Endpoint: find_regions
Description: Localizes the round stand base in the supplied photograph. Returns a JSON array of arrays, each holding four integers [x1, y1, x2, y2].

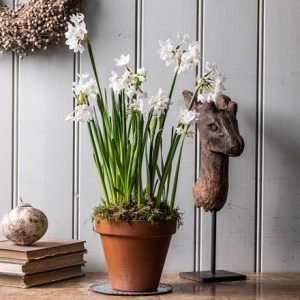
[[90, 282, 173, 296]]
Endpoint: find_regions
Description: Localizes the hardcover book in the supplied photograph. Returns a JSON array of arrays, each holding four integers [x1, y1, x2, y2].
[[0, 265, 84, 288], [0, 238, 86, 260], [0, 250, 86, 275]]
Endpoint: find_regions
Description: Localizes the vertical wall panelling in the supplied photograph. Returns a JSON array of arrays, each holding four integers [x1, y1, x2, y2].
[[1, 0, 300, 273], [0, 10, 12, 240], [72, 52, 81, 240], [135, 0, 142, 70], [18, 43, 74, 238], [79, 0, 136, 271], [195, 0, 204, 272], [256, 0, 265, 272], [263, 0, 300, 272], [0, 1, 13, 239], [12, 52, 19, 209], [142, 0, 197, 272], [200, 0, 258, 272]]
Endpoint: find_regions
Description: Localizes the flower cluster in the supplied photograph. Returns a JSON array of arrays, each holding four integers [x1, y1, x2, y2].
[[66, 105, 94, 122], [65, 13, 87, 54], [128, 99, 144, 113], [64, 15, 224, 142], [197, 61, 227, 103], [66, 73, 98, 122], [109, 54, 147, 101], [176, 108, 200, 137], [73, 73, 98, 102], [148, 89, 171, 116], [157, 32, 201, 74]]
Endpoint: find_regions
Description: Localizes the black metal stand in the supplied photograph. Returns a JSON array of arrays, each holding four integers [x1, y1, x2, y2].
[[180, 211, 246, 283]]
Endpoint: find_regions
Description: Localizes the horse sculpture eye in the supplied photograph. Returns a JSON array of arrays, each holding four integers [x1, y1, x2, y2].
[[210, 124, 218, 131]]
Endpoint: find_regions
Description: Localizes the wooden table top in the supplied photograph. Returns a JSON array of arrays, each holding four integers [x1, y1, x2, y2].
[[0, 272, 300, 299]]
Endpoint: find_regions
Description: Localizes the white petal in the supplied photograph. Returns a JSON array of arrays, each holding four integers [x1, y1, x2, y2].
[[115, 54, 130, 66]]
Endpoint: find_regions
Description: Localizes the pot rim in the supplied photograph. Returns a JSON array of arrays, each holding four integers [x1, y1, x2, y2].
[[94, 218, 177, 237]]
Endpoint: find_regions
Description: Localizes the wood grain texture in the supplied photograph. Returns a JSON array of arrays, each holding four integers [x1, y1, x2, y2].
[[183, 92, 244, 212], [263, 0, 300, 272], [78, 0, 136, 272], [0, 273, 300, 299], [200, 0, 258, 272]]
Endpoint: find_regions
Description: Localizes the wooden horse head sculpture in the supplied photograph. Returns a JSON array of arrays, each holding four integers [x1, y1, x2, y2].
[[183, 91, 244, 211]]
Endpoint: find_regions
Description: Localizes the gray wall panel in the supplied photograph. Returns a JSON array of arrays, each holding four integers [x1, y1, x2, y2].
[[18, 46, 74, 238], [142, 0, 197, 272], [0, 50, 13, 239], [263, 0, 300, 272], [200, 0, 258, 272]]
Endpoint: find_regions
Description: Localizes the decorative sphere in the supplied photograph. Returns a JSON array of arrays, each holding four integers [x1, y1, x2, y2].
[[0, 204, 48, 246]]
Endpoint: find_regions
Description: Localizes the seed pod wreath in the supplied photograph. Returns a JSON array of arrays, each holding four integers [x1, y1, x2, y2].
[[65, 14, 227, 225], [0, 0, 79, 58]]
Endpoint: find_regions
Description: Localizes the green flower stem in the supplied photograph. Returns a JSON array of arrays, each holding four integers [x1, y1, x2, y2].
[[87, 39, 103, 100], [188, 85, 201, 110], [164, 127, 175, 202], [136, 113, 143, 204], [87, 122, 109, 204], [159, 69, 179, 130], [148, 69, 179, 202], [156, 134, 181, 203], [168, 68, 179, 100], [170, 136, 184, 211], [90, 119, 116, 203]]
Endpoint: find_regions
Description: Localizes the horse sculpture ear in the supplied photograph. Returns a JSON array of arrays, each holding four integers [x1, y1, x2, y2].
[[227, 101, 238, 117], [215, 94, 238, 117], [182, 90, 202, 111]]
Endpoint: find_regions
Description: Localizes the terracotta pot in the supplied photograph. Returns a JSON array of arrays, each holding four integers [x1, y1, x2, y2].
[[95, 219, 177, 292]]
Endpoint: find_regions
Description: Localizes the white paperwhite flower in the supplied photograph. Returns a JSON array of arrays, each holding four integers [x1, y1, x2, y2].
[[197, 94, 209, 103], [214, 74, 226, 94], [177, 32, 190, 44], [176, 127, 184, 135], [126, 86, 147, 99], [73, 73, 98, 100], [109, 70, 132, 94], [136, 68, 147, 82], [179, 42, 201, 73], [108, 71, 119, 84], [157, 39, 175, 66], [178, 108, 200, 126], [198, 93, 216, 103], [176, 126, 195, 138], [114, 54, 130, 67], [120, 69, 132, 87], [205, 61, 218, 75], [66, 105, 94, 122], [65, 13, 87, 54], [148, 89, 170, 116], [126, 86, 137, 99], [128, 98, 144, 113]]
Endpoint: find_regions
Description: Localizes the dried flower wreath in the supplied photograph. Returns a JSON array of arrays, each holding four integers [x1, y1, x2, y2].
[[0, 0, 79, 58]]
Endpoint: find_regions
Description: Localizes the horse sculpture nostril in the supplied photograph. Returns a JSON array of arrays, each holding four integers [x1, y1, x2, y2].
[[228, 140, 244, 156], [231, 144, 238, 152]]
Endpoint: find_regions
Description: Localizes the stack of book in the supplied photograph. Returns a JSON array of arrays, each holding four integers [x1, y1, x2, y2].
[[0, 238, 86, 288]]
